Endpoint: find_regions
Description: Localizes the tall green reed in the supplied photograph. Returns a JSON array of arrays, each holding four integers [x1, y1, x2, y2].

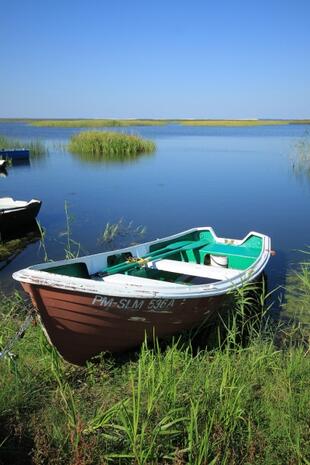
[[292, 133, 310, 180], [68, 131, 156, 158], [283, 249, 310, 338], [99, 218, 146, 246], [0, 135, 47, 157]]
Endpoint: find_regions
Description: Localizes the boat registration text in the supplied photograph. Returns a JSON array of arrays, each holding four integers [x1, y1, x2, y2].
[[92, 295, 176, 312]]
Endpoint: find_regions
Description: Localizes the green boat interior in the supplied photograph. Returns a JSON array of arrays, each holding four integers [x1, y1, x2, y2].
[[44, 231, 263, 286]]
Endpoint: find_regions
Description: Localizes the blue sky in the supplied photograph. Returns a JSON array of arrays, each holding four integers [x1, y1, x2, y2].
[[1, 0, 309, 118]]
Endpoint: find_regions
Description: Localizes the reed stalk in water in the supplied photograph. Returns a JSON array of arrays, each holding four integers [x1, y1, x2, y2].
[[0, 135, 47, 157], [99, 219, 146, 245], [293, 134, 310, 180]]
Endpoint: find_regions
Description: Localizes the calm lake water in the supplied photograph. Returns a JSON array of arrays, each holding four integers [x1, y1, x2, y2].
[[1, 122, 310, 304]]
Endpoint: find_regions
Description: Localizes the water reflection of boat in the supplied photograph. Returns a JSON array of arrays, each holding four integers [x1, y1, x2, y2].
[[13, 227, 271, 365], [0, 169, 8, 178], [10, 158, 31, 167], [0, 197, 42, 233], [0, 220, 41, 269]]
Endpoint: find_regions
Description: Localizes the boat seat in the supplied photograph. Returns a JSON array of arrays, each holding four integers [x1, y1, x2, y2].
[[199, 243, 259, 259], [148, 259, 241, 280], [102, 273, 185, 287], [199, 242, 261, 270]]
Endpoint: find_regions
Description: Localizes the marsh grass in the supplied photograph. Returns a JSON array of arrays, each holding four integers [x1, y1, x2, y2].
[[1, 278, 310, 464], [0, 135, 47, 157], [293, 134, 310, 179], [283, 250, 310, 336], [68, 131, 155, 160], [28, 119, 168, 128], [99, 219, 146, 246], [178, 119, 310, 127], [59, 201, 82, 260], [37, 202, 83, 263], [39, 204, 146, 265], [10, 118, 310, 128], [70, 148, 154, 164]]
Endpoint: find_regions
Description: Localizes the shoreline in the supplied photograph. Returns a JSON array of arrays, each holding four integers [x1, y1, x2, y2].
[[1, 118, 310, 127]]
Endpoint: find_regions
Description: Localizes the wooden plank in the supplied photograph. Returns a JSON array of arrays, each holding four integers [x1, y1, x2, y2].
[[102, 273, 185, 287], [99, 239, 210, 276]]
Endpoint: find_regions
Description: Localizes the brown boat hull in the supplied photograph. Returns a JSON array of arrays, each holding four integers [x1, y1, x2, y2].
[[22, 282, 227, 365]]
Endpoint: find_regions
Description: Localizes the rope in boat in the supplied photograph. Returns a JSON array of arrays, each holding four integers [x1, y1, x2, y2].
[[125, 257, 149, 266], [0, 307, 35, 361]]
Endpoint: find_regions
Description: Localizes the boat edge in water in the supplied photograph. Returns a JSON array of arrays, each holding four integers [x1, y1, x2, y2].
[[13, 227, 271, 365], [0, 198, 42, 231]]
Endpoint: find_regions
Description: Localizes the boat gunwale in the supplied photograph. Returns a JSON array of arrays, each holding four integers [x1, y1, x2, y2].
[[13, 227, 271, 299], [0, 198, 42, 213]]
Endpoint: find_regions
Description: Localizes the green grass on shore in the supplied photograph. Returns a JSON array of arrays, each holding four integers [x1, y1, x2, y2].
[[284, 252, 310, 332], [0, 282, 310, 465], [68, 131, 156, 159], [0, 135, 47, 157]]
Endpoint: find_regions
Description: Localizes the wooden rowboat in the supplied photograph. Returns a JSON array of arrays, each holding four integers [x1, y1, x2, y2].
[[13, 227, 271, 365], [0, 197, 42, 232]]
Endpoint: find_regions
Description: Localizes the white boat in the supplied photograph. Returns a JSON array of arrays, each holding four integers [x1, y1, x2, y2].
[[0, 197, 42, 231], [13, 227, 271, 365]]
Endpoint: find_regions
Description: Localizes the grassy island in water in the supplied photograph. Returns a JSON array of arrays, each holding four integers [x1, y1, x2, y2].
[[68, 131, 156, 158]]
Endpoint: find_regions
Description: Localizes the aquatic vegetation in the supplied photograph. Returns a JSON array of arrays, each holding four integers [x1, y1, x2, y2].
[[70, 148, 154, 164], [0, 233, 40, 264], [3, 118, 310, 128], [27, 119, 168, 128], [37, 202, 82, 262], [68, 131, 156, 159], [99, 219, 147, 245], [292, 134, 310, 179], [0, 135, 47, 157], [283, 249, 310, 334], [59, 201, 82, 260], [178, 119, 310, 127], [0, 282, 310, 464]]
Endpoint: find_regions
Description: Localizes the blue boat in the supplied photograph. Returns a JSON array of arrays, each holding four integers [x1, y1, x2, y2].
[[0, 149, 30, 160]]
